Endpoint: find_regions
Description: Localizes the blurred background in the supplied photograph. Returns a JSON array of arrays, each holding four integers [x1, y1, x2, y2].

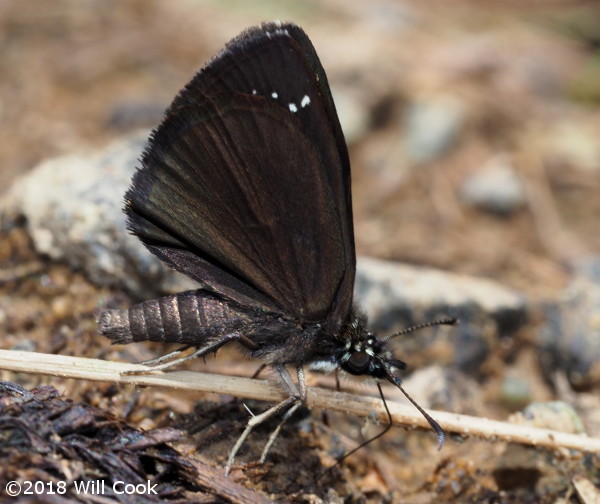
[[1, 0, 598, 298], [1, 0, 599, 500]]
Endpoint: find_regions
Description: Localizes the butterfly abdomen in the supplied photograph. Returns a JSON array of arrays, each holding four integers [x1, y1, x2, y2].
[[98, 290, 256, 345]]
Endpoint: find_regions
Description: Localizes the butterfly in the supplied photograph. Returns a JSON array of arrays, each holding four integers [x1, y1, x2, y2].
[[99, 21, 453, 474]]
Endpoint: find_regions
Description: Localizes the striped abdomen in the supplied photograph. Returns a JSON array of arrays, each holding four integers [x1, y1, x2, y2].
[[98, 289, 258, 345]]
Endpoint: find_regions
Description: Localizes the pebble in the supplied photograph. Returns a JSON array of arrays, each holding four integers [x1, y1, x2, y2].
[[459, 155, 525, 215], [404, 95, 465, 163], [1, 132, 196, 298], [539, 258, 600, 390]]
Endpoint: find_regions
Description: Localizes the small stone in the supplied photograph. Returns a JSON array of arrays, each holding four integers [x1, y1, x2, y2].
[[499, 373, 533, 411], [404, 95, 465, 163], [515, 401, 585, 434], [0, 133, 197, 298], [401, 365, 483, 415], [539, 258, 600, 390], [459, 155, 525, 215], [50, 296, 72, 320]]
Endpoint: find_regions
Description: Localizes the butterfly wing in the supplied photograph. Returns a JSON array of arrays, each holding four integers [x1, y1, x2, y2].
[[126, 22, 355, 325]]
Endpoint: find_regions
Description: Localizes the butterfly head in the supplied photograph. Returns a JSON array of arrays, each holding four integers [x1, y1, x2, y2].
[[310, 313, 453, 450], [336, 315, 407, 384], [307, 314, 406, 385], [309, 314, 456, 386]]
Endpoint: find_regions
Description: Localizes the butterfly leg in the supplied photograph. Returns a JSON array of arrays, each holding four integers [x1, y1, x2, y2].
[[225, 364, 306, 475], [258, 365, 306, 463], [122, 332, 258, 374], [137, 345, 192, 366], [251, 362, 268, 379]]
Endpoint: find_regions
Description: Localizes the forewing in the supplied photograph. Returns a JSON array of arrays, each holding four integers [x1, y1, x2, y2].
[[126, 22, 355, 323]]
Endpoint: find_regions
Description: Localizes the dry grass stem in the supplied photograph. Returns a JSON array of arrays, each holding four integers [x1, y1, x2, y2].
[[1, 349, 599, 454]]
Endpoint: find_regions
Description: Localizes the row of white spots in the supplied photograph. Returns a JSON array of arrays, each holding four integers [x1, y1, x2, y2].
[[288, 95, 311, 113], [260, 25, 310, 112], [250, 89, 311, 114], [291, 95, 311, 112]]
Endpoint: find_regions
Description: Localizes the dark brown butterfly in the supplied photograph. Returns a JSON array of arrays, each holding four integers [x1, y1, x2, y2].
[[99, 21, 453, 474]]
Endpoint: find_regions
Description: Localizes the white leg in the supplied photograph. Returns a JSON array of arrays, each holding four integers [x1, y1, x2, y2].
[[225, 364, 307, 475]]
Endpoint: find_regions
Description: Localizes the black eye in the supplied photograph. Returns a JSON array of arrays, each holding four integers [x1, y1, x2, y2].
[[346, 351, 370, 374]]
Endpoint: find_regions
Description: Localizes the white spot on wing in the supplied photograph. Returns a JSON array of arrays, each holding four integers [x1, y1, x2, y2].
[[288, 103, 298, 113], [271, 92, 278, 99], [301, 95, 310, 107], [252, 89, 257, 95]]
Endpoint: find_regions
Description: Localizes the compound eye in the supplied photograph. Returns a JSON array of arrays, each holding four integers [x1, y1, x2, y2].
[[346, 351, 370, 374]]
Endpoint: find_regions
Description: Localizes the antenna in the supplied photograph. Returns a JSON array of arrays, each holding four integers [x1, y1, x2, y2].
[[383, 317, 458, 342]]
